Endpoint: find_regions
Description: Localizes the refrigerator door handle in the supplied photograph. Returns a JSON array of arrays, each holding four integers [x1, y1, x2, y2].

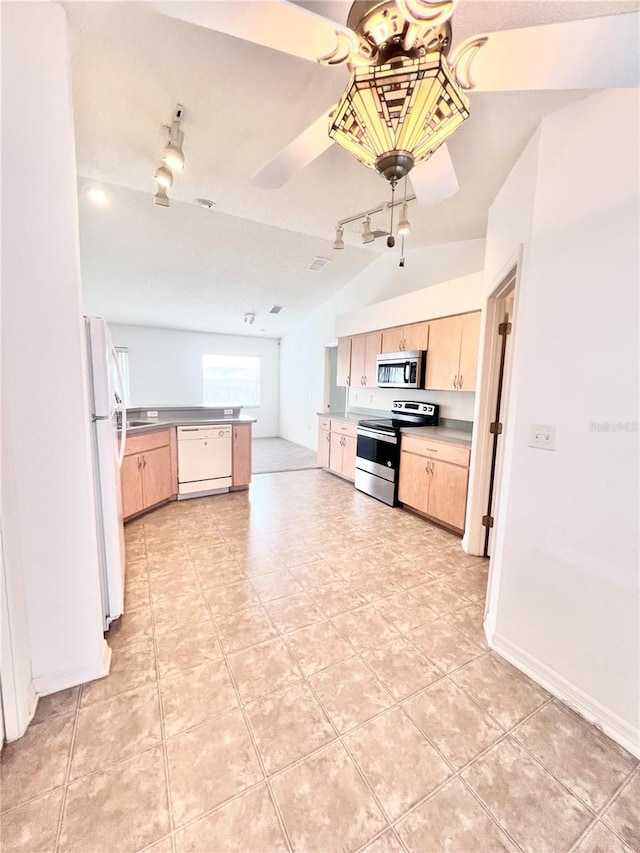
[[111, 345, 127, 468]]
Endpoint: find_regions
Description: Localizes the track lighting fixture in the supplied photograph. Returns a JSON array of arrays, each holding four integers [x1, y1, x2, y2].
[[335, 188, 416, 262], [361, 216, 375, 244], [153, 104, 185, 204], [243, 312, 256, 325]]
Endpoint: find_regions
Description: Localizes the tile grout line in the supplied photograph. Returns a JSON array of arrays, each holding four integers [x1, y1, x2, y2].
[[53, 684, 82, 853]]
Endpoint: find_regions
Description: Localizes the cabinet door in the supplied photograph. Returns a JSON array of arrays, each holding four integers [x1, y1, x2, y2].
[[336, 337, 352, 387], [458, 311, 481, 391], [141, 445, 174, 509], [428, 460, 469, 530], [350, 335, 367, 387], [329, 431, 343, 475], [317, 425, 331, 469], [398, 451, 430, 514], [381, 327, 405, 353], [403, 321, 430, 352], [341, 435, 357, 482], [363, 332, 381, 387], [232, 424, 252, 487], [121, 454, 144, 520], [425, 316, 462, 391]]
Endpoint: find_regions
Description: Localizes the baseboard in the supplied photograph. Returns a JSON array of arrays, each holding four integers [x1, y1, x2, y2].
[[33, 639, 112, 698], [491, 632, 640, 759]]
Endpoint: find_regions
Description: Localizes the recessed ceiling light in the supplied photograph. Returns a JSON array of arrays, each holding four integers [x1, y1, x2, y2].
[[195, 198, 216, 209], [85, 185, 109, 206]]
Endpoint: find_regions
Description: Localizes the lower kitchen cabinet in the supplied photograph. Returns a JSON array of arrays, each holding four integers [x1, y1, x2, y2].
[[232, 423, 252, 488], [398, 434, 470, 532], [317, 418, 331, 468], [121, 428, 177, 521], [318, 417, 357, 482]]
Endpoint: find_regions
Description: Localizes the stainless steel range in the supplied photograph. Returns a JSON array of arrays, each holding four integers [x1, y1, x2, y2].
[[355, 400, 439, 506]]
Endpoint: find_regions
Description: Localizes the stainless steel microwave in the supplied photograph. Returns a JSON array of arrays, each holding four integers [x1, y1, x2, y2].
[[376, 351, 426, 389]]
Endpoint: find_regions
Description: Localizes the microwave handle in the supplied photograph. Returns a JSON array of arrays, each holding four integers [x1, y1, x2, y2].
[[404, 361, 410, 383]]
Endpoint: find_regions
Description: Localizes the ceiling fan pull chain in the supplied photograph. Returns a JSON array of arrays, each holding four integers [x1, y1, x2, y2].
[[387, 181, 397, 248]]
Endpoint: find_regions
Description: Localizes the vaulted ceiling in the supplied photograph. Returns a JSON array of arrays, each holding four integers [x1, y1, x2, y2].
[[69, 1, 639, 337]]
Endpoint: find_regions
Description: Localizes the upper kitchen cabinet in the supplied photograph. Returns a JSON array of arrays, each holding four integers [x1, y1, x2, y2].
[[381, 322, 429, 353], [425, 311, 481, 392], [350, 332, 381, 388], [336, 337, 352, 387]]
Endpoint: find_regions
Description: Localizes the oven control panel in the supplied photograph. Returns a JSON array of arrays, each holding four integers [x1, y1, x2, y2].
[[392, 400, 437, 416]]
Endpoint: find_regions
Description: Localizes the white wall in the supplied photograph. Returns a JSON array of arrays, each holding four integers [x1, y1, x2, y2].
[[280, 240, 485, 448], [109, 324, 280, 437], [1, 4, 109, 732], [483, 90, 640, 754]]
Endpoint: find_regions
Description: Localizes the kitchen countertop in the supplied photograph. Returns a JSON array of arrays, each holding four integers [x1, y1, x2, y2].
[[399, 425, 472, 446], [122, 416, 256, 435], [317, 412, 362, 424]]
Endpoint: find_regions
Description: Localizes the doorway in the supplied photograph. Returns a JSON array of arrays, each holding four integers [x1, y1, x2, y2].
[[483, 272, 517, 556], [324, 344, 346, 416]]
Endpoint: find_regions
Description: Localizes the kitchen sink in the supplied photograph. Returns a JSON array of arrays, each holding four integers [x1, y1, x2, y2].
[[127, 419, 155, 427]]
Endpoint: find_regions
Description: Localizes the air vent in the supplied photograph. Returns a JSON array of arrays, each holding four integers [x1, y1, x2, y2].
[[269, 305, 284, 315], [307, 256, 330, 272]]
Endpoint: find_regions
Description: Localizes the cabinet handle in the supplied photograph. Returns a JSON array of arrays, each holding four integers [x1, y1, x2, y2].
[[346, 376, 350, 386], [453, 375, 458, 389], [142, 456, 147, 468], [458, 375, 463, 388], [430, 461, 435, 473], [137, 456, 142, 470]]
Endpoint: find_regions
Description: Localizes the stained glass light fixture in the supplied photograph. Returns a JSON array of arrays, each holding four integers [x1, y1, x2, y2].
[[329, 49, 469, 182]]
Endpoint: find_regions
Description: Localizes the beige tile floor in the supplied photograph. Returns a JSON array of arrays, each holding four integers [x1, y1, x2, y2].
[[2, 469, 639, 853]]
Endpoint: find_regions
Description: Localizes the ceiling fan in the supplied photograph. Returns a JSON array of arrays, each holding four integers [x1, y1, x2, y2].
[[151, 0, 638, 210]]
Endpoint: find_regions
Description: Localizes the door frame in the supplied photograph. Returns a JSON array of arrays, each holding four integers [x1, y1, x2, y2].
[[463, 246, 523, 558]]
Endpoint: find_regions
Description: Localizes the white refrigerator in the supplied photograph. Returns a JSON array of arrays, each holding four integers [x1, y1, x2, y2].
[[85, 316, 127, 628]]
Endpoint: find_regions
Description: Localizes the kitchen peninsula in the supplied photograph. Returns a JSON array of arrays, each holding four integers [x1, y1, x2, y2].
[[120, 406, 255, 520]]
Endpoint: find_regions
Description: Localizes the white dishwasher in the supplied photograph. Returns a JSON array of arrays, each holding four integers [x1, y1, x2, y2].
[[177, 425, 233, 498]]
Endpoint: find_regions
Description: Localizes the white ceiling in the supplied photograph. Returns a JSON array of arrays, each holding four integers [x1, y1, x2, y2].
[[68, 0, 639, 337]]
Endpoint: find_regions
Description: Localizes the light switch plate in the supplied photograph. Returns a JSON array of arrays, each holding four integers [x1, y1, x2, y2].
[[528, 423, 556, 451]]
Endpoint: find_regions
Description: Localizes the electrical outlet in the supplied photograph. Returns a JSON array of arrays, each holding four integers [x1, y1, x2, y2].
[[369, 394, 374, 403], [528, 423, 556, 451], [353, 392, 358, 402], [146, 410, 158, 418]]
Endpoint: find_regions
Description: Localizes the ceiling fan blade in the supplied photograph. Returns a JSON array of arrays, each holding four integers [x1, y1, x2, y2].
[[151, 1, 352, 64], [250, 108, 336, 188], [452, 13, 640, 91], [410, 145, 459, 207]]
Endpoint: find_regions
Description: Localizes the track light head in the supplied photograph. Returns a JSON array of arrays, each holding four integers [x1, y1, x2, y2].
[[397, 203, 411, 235], [333, 225, 345, 250], [163, 142, 185, 171], [155, 165, 173, 189], [244, 312, 256, 325], [154, 185, 170, 207], [361, 216, 375, 244]]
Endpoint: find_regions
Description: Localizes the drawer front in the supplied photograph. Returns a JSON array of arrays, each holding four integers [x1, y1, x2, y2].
[[318, 417, 331, 431], [401, 435, 470, 467], [125, 428, 172, 457], [331, 420, 357, 438]]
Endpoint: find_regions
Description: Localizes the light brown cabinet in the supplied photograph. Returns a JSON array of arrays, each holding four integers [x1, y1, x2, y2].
[[350, 332, 381, 387], [381, 322, 429, 353], [336, 337, 352, 387], [317, 417, 331, 469], [121, 428, 176, 521], [318, 417, 357, 482], [425, 311, 481, 391], [232, 423, 252, 488], [398, 434, 470, 532]]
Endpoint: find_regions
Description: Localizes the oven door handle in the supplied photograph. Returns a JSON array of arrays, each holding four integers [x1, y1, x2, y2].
[[357, 427, 398, 444]]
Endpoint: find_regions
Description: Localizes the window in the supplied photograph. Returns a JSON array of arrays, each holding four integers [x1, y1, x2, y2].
[[114, 347, 131, 407], [202, 354, 260, 407]]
